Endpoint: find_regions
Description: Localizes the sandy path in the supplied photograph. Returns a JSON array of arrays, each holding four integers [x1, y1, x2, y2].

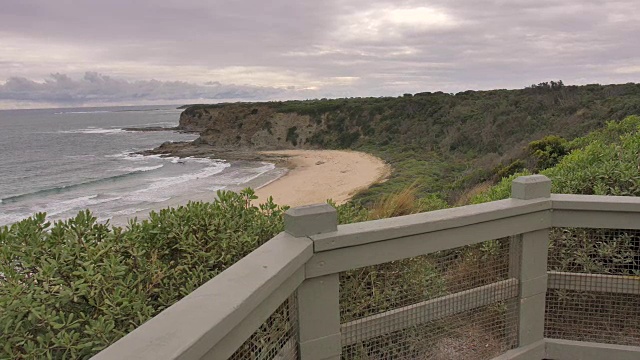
[[254, 150, 390, 207]]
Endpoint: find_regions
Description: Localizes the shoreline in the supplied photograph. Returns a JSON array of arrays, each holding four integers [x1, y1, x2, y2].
[[110, 149, 389, 226], [253, 150, 390, 207]]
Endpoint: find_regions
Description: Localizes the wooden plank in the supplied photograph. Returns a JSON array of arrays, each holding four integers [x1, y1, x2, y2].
[[204, 268, 303, 360], [545, 338, 640, 360], [297, 274, 342, 360], [551, 192, 640, 229], [489, 340, 545, 360], [548, 271, 640, 295], [517, 230, 549, 347], [552, 194, 640, 212], [92, 232, 312, 360], [551, 209, 640, 229], [311, 198, 551, 251], [340, 279, 519, 346], [306, 211, 551, 278], [511, 175, 551, 200]]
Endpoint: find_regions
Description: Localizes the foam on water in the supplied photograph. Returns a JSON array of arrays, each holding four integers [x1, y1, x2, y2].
[[1, 165, 168, 204], [177, 157, 221, 164], [124, 193, 173, 203], [64, 155, 97, 160], [109, 208, 145, 217], [106, 151, 147, 161], [54, 110, 112, 115], [0, 105, 283, 227], [237, 162, 276, 184], [59, 127, 129, 135], [136, 162, 230, 193], [97, 207, 147, 223], [116, 164, 164, 173], [42, 194, 124, 217], [210, 162, 277, 186], [0, 213, 29, 226], [207, 186, 226, 192]]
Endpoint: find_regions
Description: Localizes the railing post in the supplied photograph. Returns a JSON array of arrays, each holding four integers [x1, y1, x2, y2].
[[510, 175, 551, 347], [285, 204, 341, 360]]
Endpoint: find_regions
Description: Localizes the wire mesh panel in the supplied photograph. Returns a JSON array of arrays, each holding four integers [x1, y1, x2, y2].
[[339, 238, 519, 359], [229, 294, 299, 360], [545, 228, 640, 345]]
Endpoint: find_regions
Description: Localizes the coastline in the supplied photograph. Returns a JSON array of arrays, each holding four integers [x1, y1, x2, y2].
[[108, 160, 287, 226], [110, 149, 389, 226], [254, 150, 390, 207]]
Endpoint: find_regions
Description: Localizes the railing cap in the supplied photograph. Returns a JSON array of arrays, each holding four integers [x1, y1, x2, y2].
[[512, 175, 551, 200], [284, 203, 338, 237]]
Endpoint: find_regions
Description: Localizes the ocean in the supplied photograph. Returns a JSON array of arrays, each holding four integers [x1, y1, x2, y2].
[[0, 105, 283, 226]]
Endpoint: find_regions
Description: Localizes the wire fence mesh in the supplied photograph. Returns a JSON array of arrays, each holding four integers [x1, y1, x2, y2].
[[545, 227, 640, 345], [339, 237, 519, 359], [229, 293, 299, 360]]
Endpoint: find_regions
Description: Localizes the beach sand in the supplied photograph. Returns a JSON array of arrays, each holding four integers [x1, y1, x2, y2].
[[254, 150, 390, 207], [111, 150, 389, 226]]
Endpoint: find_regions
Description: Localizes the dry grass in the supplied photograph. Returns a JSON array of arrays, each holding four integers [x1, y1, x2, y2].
[[545, 289, 640, 346], [454, 180, 493, 206], [341, 307, 513, 360], [368, 182, 422, 220], [442, 240, 511, 293], [431, 324, 505, 360]]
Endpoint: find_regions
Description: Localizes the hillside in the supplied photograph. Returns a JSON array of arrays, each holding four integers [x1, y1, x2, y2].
[[472, 115, 640, 203], [174, 82, 640, 204], [5, 91, 640, 359]]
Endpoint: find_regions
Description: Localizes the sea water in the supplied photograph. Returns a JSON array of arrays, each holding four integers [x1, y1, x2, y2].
[[0, 105, 281, 226]]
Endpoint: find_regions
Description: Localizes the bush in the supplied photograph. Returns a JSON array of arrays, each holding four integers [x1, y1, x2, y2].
[[527, 135, 568, 170], [494, 159, 526, 180], [471, 115, 640, 203], [0, 189, 287, 359], [471, 115, 640, 278], [285, 126, 299, 146]]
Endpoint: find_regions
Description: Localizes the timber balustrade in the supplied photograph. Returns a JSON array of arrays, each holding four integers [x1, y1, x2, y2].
[[93, 175, 640, 360]]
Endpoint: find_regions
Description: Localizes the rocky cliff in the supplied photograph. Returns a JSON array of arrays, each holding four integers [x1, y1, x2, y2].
[[178, 103, 326, 150], [177, 83, 640, 158]]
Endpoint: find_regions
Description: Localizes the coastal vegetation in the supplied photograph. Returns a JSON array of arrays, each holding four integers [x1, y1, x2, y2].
[[177, 82, 640, 205], [0, 190, 288, 358], [3, 82, 640, 358]]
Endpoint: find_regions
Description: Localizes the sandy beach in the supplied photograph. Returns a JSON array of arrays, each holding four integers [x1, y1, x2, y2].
[[110, 150, 389, 226], [254, 150, 390, 207]]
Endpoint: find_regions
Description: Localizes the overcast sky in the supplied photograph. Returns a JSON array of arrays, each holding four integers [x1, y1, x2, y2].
[[1, 0, 640, 109]]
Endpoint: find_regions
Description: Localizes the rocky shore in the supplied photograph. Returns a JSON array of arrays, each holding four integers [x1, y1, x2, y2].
[[130, 103, 324, 165], [140, 141, 296, 168]]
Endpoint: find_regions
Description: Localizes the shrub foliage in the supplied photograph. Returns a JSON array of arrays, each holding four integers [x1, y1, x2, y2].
[[0, 189, 287, 359], [472, 115, 640, 276]]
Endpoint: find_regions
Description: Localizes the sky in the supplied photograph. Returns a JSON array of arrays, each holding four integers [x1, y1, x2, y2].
[[1, 0, 640, 109]]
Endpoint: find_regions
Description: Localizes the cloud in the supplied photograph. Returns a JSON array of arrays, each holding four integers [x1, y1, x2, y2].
[[335, 6, 459, 41], [1, 0, 640, 108], [0, 72, 289, 106]]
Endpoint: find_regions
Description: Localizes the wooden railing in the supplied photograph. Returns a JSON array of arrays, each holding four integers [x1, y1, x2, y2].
[[93, 175, 640, 360]]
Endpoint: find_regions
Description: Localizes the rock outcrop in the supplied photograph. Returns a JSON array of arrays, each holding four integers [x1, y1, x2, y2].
[[178, 104, 325, 150]]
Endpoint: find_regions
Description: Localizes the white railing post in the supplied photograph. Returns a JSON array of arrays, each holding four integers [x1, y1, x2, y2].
[[284, 204, 341, 360], [510, 175, 551, 347]]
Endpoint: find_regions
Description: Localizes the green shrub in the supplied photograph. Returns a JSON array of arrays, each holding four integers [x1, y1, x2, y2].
[[471, 115, 640, 281], [285, 126, 299, 146], [0, 189, 287, 359], [471, 115, 640, 203], [527, 135, 569, 170], [494, 159, 526, 180], [329, 200, 370, 225]]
